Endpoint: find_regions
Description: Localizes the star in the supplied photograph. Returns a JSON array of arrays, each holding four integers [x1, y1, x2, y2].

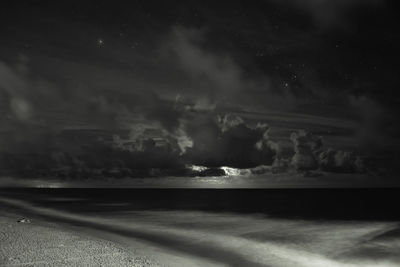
[[256, 51, 264, 57], [98, 39, 104, 46], [131, 42, 139, 49]]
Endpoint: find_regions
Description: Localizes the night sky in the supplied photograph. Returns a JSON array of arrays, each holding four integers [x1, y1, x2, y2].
[[0, 0, 399, 184]]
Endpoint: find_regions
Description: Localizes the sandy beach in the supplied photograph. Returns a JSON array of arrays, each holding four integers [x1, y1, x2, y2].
[[0, 211, 161, 267], [1, 189, 399, 267]]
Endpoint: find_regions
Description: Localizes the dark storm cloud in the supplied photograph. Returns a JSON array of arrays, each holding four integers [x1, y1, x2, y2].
[[184, 114, 279, 168], [0, 57, 184, 175], [0, 56, 182, 152], [290, 131, 322, 171], [0, 54, 280, 172], [290, 130, 365, 173]]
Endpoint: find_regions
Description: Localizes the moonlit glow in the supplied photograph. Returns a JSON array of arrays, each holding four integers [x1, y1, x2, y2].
[[189, 165, 208, 172], [221, 166, 251, 176]]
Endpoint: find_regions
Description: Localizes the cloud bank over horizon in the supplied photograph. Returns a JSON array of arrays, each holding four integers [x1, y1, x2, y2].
[[0, 50, 395, 181]]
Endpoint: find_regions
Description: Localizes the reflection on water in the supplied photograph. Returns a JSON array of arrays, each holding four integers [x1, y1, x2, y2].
[[1, 193, 399, 267]]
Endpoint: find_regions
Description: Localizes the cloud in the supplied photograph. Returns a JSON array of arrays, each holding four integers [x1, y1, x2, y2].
[[0, 59, 33, 122], [0, 55, 187, 148], [318, 148, 364, 173], [0, 57, 280, 176], [9, 97, 32, 121], [167, 26, 294, 112], [290, 130, 322, 171], [290, 130, 365, 173], [0, 25, 390, 179], [185, 114, 279, 168], [107, 113, 279, 171], [168, 27, 241, 97]]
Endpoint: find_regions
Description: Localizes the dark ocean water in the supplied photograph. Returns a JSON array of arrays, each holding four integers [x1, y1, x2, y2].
[[1, 188, 400, 220], [1, 188, 400, 266]]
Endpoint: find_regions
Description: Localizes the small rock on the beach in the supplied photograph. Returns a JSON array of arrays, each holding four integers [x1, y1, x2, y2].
[[17, 218, 31, 223]]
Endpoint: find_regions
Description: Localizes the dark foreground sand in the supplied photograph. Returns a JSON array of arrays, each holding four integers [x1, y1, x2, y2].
[[0, 212, 161, 267]]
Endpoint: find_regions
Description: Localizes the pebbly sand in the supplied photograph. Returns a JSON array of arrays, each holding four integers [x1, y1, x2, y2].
[[0, 212, 161, 267]]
